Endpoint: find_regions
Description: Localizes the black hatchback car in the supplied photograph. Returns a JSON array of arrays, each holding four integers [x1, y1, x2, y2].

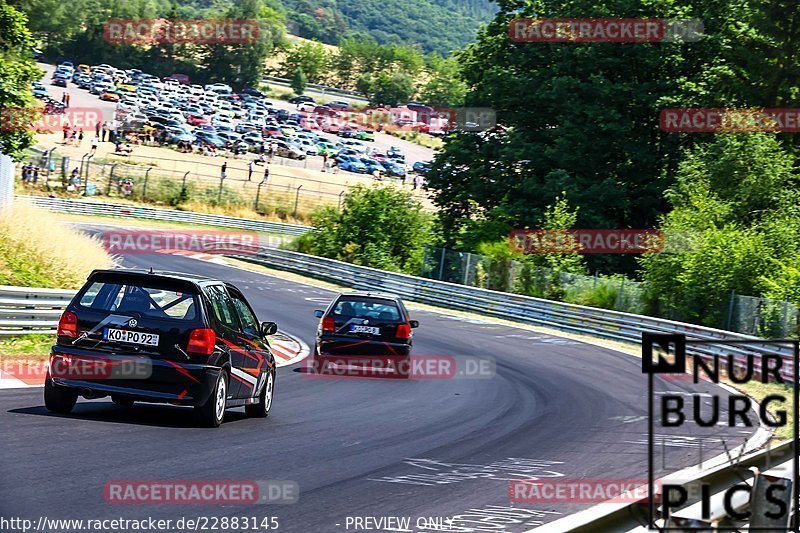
[[45, 269, 278, 427], [313, 292, 418, 372]]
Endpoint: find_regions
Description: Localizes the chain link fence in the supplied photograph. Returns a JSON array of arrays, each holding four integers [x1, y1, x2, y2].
[[18, 147, 352, 221], [420, 246, 799, 337]]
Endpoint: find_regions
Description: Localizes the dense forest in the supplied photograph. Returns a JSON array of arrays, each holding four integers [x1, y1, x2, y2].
[[281, 0, 497, 55]]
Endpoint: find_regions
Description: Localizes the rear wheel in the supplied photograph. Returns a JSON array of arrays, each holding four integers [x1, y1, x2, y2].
[[195, 371, 227, 428], [44, 373, 77, 414], [111, 395, 135, 408], [245, 369, 275, 418]]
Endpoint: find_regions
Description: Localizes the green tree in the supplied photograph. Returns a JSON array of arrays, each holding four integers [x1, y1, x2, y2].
[[420, 54, 467, 107], [280, 40, 329, 83], [300, 185, 433, 273], [201, 0, 285, 89], [639, 133, 800, 324], [427, 0, 775, 276], [365, 71, 415, 106], [291, 67, 307, 94], [0, 0, 40, 157]]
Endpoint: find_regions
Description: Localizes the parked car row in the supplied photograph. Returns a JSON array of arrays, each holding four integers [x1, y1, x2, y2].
[[46, 60, 427, 178]]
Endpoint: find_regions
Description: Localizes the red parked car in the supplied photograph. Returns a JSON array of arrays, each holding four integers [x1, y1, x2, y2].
[[187, 114, 209, 126]]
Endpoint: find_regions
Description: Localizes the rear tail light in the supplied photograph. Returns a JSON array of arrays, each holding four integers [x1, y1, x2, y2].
[[321, 316, 335, 332], [57, 311, 78, 338], [187, 328, 216, 355], [396, 323, 411, 339]]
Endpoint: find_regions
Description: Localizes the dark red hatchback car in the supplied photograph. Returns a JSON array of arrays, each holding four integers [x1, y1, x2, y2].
[[45, 269, 278, 427]]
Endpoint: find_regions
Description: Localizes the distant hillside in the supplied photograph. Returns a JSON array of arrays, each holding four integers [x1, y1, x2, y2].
[[280, 0, 497, 55]]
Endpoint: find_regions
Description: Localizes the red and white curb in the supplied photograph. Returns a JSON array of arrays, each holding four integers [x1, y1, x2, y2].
[[0, 332, 309, 390], [156, 249, 229, 265]]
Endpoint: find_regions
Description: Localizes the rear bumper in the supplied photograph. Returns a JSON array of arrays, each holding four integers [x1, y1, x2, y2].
[[317, 336, 411, 357], [49, 347, 221, 407]]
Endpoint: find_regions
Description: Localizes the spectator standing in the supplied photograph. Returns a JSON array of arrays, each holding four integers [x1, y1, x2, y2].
[[263, 164, 269, 183], [101, 122, 108, 142], [65, 93, 71, 108], [248, 161, 254, 181], [221, 162, 227, 180], [32, 166, 39, 184], [90, 136, 98, 154], [95, 121, 101, 137], [78, 130, 84, 146], [322, 152, 328, 172]]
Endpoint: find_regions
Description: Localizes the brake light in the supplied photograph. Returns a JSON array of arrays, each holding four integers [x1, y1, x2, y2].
[[187, 328, 216, 355], [321, 316, 335, 332], [396, 323, 411, 339], [57, 311, 78, 338]]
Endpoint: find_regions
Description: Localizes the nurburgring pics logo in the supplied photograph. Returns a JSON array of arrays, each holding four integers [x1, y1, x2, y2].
[[642, 333, 798, 530], [0, 107, 102, 132], [102, 230, 261, 255], [509, 229, 664, 254], [660, 108, 800, 132], [103, 19, 260, 44], [509, 18, 704, 43]]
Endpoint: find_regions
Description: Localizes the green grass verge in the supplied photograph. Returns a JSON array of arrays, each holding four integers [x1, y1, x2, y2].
[[734, 380, 795, 441], [0, 334, 54, 361]]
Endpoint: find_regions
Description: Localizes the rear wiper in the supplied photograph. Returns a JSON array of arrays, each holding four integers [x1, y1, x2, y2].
[[174, 344, 191, 361], [71, 332, 90, 345]]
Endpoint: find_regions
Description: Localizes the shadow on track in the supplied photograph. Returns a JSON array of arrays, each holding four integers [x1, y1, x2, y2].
[[9, 402, 250, 428]]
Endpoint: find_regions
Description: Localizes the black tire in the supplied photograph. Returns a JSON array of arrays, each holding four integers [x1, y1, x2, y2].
[[111, 395, 135, 408], [44, 373, 77, 414], [195, 371, 228, 428], [245, 369, 275, 418]]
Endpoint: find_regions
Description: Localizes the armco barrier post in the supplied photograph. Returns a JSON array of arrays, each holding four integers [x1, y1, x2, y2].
[[749, 467, 794, 529], [142, 167, 152, 200], [106, 164, 117, 195], [0, 153, 13, 212], [181, 171, 189, 196], [293, 185, 302, 219]]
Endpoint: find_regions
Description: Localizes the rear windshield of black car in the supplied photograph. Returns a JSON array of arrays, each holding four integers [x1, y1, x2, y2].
[[332, 297, 402, 321], [77, 279, 199, 321]]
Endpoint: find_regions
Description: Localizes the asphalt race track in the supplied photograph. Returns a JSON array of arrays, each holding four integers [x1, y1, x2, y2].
[[0, 252, 761, 532]]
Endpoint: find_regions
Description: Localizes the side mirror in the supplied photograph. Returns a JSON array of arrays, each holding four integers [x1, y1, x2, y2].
[[314, 310, 324, 318], [409, 320, 419, 328], [260, 321, 278, 337]]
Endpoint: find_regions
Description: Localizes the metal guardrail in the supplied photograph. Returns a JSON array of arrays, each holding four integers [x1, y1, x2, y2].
[[0, 286, 76, 335], [262, 75, 369, 102], [17, 195, 314, 236], [533, 439, 796, 532], [233, 247, 798, 381]]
